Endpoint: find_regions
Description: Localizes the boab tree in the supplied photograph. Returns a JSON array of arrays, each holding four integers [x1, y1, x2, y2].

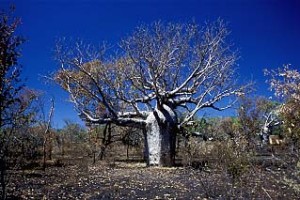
[[54, 21, 248, 166]]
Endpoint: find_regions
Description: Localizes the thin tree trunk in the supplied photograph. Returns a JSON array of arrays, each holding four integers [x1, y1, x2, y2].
[[48, 140, 52, 160], [99, 123, 112, 161], [143, 128, 148, 161], [43, 99, 54, 170], [61, 132, 65, 156], [0, 97, 6, 200], [93, 147, 96, 164], [0, 159, 6, 200], [126, 144, 130, 160], [42, 137, 47, 170]]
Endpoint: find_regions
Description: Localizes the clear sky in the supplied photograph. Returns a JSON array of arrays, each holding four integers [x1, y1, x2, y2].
[[1, 0, 300, 128]]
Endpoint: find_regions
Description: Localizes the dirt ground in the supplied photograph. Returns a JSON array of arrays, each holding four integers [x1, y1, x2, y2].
[[6, 160, 300, 199]]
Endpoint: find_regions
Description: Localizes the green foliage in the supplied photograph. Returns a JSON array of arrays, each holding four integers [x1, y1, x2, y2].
[[184, 117, 209, 135], [61, 120, 87, 143], [237, 96, 278, 139]]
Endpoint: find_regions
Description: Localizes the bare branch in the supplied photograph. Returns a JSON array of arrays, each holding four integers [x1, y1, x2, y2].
[[54, 20, 249, 128]]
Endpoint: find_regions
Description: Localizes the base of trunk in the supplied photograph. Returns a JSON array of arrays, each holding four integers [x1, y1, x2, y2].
[[145, 106, 177, 167]]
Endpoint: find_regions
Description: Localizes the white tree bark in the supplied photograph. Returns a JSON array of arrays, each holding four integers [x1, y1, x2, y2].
[[145, 113, 161, 165], [145, 105, 177, 166], [260, 107, 283, 144]]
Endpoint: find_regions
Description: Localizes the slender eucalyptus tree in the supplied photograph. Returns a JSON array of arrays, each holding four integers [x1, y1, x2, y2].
[[265, 65, 300, 147], [0, 7, 38, 199]]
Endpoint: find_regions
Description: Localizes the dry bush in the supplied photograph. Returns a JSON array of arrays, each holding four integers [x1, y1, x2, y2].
[[179, 137, 212, 168], [179, 136, 252, 185]]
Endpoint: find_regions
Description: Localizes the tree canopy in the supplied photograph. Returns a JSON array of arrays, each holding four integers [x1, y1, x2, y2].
[[55, 20, 248, 129]]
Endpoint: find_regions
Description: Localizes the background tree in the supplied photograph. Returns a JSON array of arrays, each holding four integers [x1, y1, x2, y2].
[[0, 7, 38, 199], [62, 119, 86, 143], [0, 6, 24, 130], [265, 65, 300, 152], [42, 98, 54, 170], [237, 96, 278, 146], [55, 20, 248, 166], [58, 120, 88, 162]]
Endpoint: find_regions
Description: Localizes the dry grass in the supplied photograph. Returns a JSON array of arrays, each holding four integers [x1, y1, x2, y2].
[[5, 158, 299, 199]]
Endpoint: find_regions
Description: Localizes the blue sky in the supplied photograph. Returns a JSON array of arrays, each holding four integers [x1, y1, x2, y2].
[[1, 0, 300, 128]]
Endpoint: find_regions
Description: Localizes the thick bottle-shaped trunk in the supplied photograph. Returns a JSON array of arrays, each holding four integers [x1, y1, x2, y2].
[[144, 106, 177, 167]]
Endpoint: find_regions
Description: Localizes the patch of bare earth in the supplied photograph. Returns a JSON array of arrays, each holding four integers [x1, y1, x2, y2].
[[7, 162, 300, 199]]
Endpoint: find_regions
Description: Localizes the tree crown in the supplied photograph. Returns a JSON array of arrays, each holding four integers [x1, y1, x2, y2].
[[55, 20, 248, 128]]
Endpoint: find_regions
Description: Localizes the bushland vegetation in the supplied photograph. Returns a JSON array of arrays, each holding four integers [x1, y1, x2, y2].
[[1, 7, 300, 200]]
